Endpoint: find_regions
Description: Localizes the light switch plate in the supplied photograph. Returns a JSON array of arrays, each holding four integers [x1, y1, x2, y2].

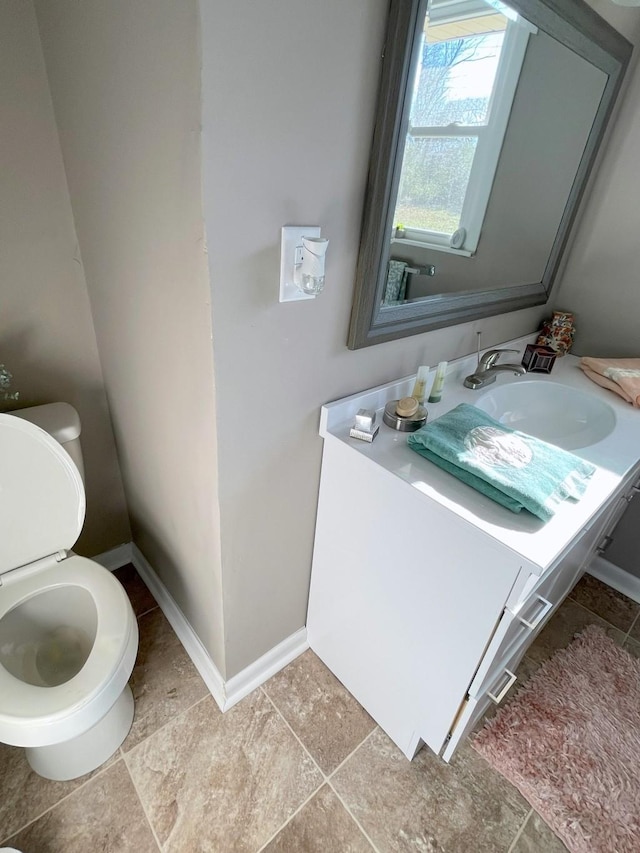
[[280, 226, 321, 302]]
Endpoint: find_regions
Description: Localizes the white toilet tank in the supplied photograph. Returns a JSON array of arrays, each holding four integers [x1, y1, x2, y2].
[[10, 403, 85, 483]]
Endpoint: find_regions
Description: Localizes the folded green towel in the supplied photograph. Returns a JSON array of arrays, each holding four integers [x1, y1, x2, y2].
[[407, 403, 595, 522]]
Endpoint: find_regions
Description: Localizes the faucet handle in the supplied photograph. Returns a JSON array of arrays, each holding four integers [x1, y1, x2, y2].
[[480, 348, 519, 369]]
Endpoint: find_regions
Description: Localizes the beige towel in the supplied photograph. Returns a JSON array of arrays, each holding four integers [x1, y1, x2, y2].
[[579, 357, 640, 407]]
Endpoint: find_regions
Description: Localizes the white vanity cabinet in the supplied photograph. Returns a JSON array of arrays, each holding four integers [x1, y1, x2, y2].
[[440, 463, 640, 760], [306, 354, 640, 762]]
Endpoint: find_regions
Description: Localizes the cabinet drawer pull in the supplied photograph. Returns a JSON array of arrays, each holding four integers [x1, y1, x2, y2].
[[487, 670, 517, 705], [516, 594, 553, 630]]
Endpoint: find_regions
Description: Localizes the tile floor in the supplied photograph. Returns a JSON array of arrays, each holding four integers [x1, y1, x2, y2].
[[2, 567, 639, 852]]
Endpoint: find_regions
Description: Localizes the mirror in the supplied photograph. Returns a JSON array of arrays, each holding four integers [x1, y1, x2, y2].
[[348, 0, 631, 349]]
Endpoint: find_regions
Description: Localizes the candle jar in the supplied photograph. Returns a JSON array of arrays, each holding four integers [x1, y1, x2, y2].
[[537, 311, 575, 356]]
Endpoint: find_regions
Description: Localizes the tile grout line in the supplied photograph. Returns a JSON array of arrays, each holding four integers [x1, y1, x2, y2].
[[0, 755, 126, 846], [507, 807, 534, 853], [0, 598, 187, 847], [122, 690, 211, 760], [259, 686, 327, 780], [624, 610, 639, 642], [570, 581, 640, 641], [258, 688, 381, 851], [121, 751, 164, 852], [327, 781, 383, 853], [570, 598, 630, 638], [260, 685, 378, 785], [1, 677, 207, 850], [121, 690, 217, 850], [326, 727, 383, 853], [254, 781, 325, 853], [328, 724, 392, 853], [255, 687, 328, 849], [326, 725, 379, 783], [260, 686, 382, 853], [137, 604, 160, 620]]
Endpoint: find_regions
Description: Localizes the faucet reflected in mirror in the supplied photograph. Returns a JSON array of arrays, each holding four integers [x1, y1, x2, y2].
[[463, 348, 526, 389]]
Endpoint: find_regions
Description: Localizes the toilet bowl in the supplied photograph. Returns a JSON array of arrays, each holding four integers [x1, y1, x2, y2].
[[0, 412, 138, 781]]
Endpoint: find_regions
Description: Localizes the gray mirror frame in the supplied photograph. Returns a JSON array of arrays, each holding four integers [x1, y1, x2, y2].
[[347, 0, 632, 349]]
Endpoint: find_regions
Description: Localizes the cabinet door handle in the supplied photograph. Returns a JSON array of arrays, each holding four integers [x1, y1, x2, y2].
[[487, 669, 517, 705], [514, 594, 553, 630]]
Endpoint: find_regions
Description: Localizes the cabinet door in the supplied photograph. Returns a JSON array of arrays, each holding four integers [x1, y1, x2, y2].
[[308, 438, 522, 760]]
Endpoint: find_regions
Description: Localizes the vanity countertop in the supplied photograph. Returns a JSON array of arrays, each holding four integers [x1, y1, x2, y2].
[[320, 337, 639, 572]]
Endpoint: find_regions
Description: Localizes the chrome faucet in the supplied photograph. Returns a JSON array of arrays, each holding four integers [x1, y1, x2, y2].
[[463, 348, 526, 390]]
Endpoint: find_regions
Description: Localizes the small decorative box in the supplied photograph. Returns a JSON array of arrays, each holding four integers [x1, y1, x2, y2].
[[522, 344, 557, 374], [350, 408, 379, 442]]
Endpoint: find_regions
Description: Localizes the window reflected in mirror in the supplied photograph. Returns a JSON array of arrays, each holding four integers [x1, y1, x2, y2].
[[384, 0, 608, 310], [394, 0, 531, 255], [348, 0, 631, 348]]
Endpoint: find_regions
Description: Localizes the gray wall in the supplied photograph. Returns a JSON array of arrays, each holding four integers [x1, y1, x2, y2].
[[553, 16, 640, 578], [199, 0, 640, 673], [35, 0, 226, 674], [0, 0, 130, 556], [554, 66, 640, 355], [22, 0, 640, 680], [199, 0, 550, 676]]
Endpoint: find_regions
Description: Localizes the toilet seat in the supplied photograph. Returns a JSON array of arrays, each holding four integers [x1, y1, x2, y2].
[[0, 413, 139, 779], [0, 555, 138, 748], [0, 413, 85, 574], [0, 415, 137, 749]]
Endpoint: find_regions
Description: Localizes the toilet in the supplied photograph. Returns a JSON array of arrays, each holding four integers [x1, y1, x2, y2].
[[0, 405, 138, 781]]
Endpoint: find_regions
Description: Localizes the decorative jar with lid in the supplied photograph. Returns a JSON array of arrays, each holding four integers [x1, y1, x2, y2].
[[537, 311, 575, 356]]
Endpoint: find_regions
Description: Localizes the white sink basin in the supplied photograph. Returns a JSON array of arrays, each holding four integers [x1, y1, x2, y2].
[[475, 379, 616, 450]]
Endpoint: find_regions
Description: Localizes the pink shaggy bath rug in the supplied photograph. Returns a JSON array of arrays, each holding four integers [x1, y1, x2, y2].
[[472, 625, 640, 853]]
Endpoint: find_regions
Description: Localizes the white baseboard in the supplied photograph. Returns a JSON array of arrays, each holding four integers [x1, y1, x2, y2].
[[223, 627, 308, 711], [131, 544, 227, 709], [588, 556, 640, 605], [129, 544, 308, 712], [93, 543, 133, 572]]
